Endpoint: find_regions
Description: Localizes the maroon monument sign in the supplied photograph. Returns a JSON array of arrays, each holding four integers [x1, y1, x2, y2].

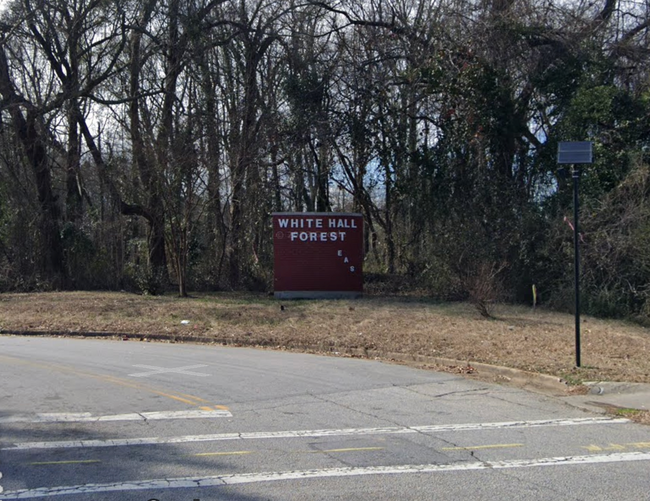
[[273, 212, 364, 299]]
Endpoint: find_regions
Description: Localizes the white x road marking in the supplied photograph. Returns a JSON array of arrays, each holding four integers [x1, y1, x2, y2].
[[128, 364, 210, 378]]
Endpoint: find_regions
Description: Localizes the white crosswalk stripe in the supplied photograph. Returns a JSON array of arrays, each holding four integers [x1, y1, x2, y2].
[[0, 409, 231, 424], [1, 452, 650, 499], [1, 416, 629, 451]]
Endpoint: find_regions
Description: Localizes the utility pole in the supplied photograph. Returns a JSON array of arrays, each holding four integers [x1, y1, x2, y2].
[[572, 166, 581, 368]]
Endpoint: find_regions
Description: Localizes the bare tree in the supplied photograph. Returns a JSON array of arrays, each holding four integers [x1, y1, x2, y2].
[[0, 24, 65, 284]]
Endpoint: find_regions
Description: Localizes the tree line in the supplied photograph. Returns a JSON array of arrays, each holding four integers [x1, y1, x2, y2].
[[0, 0, 648, 320]]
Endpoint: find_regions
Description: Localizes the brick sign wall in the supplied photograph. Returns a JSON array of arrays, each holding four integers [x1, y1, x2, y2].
[[273, 213, 363, 299]]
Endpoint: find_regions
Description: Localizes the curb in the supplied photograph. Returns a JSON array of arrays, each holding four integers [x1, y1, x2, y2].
[[0, 329, 216, 344], [355, 350, 570, 394]]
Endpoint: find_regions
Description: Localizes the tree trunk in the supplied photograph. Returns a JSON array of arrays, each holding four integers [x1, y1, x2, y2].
[[0, 45, 65, 284], [65, 102, 82, 224], [198, 44, 226, 283], [128, 0, 168, 284]]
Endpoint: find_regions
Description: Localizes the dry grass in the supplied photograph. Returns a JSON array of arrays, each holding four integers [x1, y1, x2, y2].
[[608, 407, 650, 426], [1, 291, 650, 385]]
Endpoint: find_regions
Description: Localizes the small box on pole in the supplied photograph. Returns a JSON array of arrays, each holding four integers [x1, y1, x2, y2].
[[557, 142, 593, 165]]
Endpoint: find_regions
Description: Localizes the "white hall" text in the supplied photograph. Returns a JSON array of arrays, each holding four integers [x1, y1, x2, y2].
[[277, 218, 358, 230]]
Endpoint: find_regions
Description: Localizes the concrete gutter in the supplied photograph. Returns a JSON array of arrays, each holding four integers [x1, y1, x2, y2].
[[563, 381, 650, 413], [353, 350, 570, 395]]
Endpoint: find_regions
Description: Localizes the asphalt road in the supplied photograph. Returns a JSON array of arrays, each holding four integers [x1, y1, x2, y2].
[[1, 336, 649, 500]]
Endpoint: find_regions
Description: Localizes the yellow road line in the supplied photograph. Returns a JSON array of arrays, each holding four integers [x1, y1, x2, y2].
[[442, 443, 524, 451], [95, 374, 202, 406], [583, 442, 650, 453], [628, 442, 650, 448], [0, 354, 223, 409], [98, 371, 204, 406], [29, 460, 101, 466], [192, 451, 253, 457]]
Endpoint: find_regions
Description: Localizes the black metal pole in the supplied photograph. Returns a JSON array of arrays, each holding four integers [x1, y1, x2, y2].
[[573, 166, 581, 368]]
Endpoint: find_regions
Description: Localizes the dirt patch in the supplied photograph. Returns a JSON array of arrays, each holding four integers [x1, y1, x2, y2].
[[631, 411, 650, 425], [606, 407, 650, 426], [1, 291, 649, 386]]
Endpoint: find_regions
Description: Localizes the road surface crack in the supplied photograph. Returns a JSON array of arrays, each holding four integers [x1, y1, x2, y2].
[[428, 387, 491, 399], [308, 392, 401, 425]]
